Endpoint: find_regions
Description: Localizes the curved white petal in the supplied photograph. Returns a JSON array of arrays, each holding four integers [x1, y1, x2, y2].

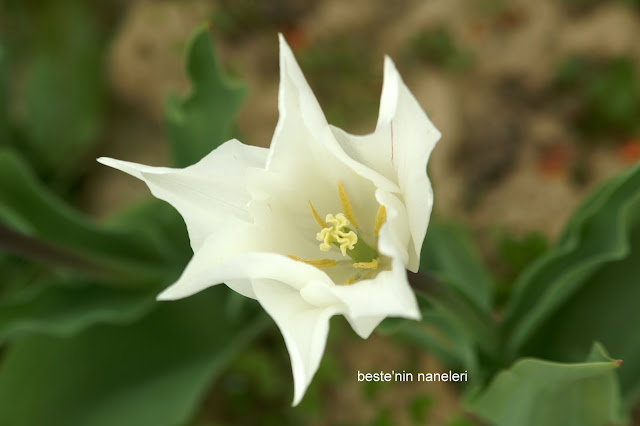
[[252, 279, 339, 406], [157, 222, 333, 301], [98, 139, 268, 251], [330, 58, 441, 270]]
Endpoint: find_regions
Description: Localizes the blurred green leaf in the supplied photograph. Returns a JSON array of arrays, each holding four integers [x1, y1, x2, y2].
[[166, 25, 245, 168], [503, 162, 640, 403], [21, 1, 105, 181], [384, 223, 497, 377], [0, 277, 158, 344], [420, 222, 495, 312], [383, 295, 480, 379], [467, 343, 624, 426], [494, 231, 548, 307], [0, 44, 8, 144], [408, 394, 433, 425], [0, 148, 181, 282], [0, 286, 268, 426]]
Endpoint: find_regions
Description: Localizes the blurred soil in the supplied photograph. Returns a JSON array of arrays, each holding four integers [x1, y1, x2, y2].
[[89, 0, 640, 424]]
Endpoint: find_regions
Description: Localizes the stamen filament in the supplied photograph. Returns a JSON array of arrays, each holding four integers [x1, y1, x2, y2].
[[288, 255, 338, 269], [374, 205, 386, 239], [337, 182, 359, 228], [308, 201, 328, 229], [344, 276, 358, 285]]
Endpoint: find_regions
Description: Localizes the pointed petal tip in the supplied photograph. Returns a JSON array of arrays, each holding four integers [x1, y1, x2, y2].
[[278, 33, 292, 54], [156, 289, 177, 301], [383, 55, 399, 77]]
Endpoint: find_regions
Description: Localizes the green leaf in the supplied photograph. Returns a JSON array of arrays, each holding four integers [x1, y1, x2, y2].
[[166, 25, 245, 167], [0, 286, 268, 426], [21, 1, 105, 181], [0, 276, 159, 344], [0, 148, 180, 282], [384, 222, 497, 377], [0, 44, 8, 144], [503, 163, 640, 403], [381, 294, 480, 379], [420, 221, 494, 312], [468, 343, 624, 426]]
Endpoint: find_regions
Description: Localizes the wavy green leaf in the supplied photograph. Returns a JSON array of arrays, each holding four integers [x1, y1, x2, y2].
[[468, 343, 624, 426], [503, 162, 640, 403], [166, 25, 245, 167], [0, 286, 268, 426], [0, 149, 181, 282]]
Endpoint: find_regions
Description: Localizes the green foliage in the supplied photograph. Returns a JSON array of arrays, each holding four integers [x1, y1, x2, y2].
[[468, 343, 624, 426], [0, 44, 8, 144], [386, 222, 497, 378], [0, 277, 157, 344], [504, 162, 640, 404], [554, 56, 640, 140], [408, 394, 433, 425], [0, 24, 269, 426], [494, 231, 548, 307], [166, 25, 246, 167], [0, 149, 178, 282], [0, 287, 268, 426], [421, 222, 495, 312], [20, 1, 106, 182]]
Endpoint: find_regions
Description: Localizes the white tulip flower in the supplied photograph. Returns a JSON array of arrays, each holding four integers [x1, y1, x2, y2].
[[98, 35, 440, 405]]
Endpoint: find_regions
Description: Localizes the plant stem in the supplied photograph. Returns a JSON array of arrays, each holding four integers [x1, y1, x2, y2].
[[0, 224, 160, 284]]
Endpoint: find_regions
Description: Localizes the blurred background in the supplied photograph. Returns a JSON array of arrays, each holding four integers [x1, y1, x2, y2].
[[1, 0, 639, 425]]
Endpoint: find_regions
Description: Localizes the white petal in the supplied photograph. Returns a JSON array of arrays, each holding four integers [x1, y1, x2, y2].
[[98, 139, 267, 251], [346, 315, 386, 339], [157, 222, 333, 300], [330, 58, 441, 270], [266, 35, 335, 172], [252, 279, 339, 406]]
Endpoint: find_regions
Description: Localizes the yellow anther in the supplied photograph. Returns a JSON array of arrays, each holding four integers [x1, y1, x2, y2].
[[288, 255, 338, 269], [317, 213, 357, 256], [353, 258, 379, 270], [337, 182, 359, 228], [374, 205, 386, 239], [308, 200, 327, 229]]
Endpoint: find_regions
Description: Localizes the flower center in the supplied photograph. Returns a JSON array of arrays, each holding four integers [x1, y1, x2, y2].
[[288, 182, 387, 285], [317, 213, 357, 256]]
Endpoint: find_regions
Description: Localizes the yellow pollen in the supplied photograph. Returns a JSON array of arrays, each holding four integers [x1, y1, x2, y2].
[[353, 258, 379, 270], [374, 205, 386, 239], [316, 213, 357, 256], [288, 255, 337, 269], [308, 200, 327, 229], [337, 182, 359, 228]]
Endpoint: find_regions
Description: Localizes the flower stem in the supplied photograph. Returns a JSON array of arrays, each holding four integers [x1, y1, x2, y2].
[[0, 224, 161, 284]]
